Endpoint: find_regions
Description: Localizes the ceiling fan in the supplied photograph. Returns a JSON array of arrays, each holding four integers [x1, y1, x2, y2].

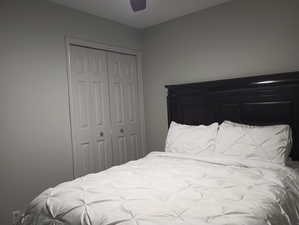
[[129, 0, 146, 12]]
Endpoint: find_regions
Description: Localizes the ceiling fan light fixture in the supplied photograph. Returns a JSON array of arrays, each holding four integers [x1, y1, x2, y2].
[[130, 0, 146, 12]]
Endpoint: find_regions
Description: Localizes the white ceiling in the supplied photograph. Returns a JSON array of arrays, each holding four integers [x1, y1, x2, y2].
[[48, 0, 232, 28]]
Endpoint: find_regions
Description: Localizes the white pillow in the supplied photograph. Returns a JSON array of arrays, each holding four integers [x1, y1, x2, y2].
[[165, 121, 219, 156], [215, 121, 293, 165]]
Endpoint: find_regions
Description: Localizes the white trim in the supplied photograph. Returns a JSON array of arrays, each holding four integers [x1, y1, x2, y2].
[[65, 36, 146, 178], [67, 36, 140, 56], [65, 37, 76, 178]]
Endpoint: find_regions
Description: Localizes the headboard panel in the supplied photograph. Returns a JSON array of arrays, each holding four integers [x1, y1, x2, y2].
[[165, 72, 299, 160]]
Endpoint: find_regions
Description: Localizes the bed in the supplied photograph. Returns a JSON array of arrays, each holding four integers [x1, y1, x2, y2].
[[21, 71, 299, 225]]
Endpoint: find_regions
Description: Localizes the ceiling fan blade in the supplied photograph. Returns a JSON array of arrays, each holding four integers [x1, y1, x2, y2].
[[130, 0, 146, 12]]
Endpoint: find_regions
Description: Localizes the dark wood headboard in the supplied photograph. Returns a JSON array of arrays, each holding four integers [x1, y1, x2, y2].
[[165, 72, 299, 160]]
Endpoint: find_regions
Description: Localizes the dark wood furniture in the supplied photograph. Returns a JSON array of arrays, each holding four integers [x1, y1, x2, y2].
[[165, 72, 299, 160]]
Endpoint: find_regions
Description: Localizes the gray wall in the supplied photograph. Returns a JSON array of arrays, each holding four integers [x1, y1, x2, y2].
[[142, 0, 299, 153], [0, 0, 142, 224]]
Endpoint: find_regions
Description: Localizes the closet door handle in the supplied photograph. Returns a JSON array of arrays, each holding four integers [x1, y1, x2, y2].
[[100, 132, 104, 137]]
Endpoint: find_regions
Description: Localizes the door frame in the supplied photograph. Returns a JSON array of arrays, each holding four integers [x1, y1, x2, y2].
[[65, 36, 147, 178]]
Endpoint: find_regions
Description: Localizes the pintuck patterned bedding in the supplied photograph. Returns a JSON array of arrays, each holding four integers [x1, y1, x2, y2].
[[22, 152, 299, 225]]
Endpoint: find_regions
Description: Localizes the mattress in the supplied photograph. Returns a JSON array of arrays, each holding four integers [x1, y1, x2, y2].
[[21, 152, 299, 225]]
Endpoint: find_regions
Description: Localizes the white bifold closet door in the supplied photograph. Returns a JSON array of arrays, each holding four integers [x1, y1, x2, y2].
[[70, 45, 112, 177], [69, 45, 142, 177], [108, 53, 141, 166]]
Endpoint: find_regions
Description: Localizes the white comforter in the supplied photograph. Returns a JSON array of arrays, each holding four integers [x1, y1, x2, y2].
[[22, 152, 299, 225]]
